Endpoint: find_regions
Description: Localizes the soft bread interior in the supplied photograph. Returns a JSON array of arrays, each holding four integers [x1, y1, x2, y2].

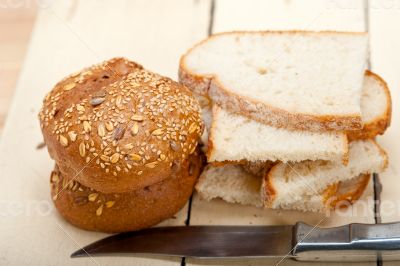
[[182, 31, 368, 120], [361, 73, 389, 123], [196, 164, 263, 207], [263, 140, 387, 209], [208, 105, 347, 163], [196, 164, 372, 213]]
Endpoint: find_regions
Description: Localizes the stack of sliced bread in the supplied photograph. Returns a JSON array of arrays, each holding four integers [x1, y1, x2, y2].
[[179, 31, 391, 212]]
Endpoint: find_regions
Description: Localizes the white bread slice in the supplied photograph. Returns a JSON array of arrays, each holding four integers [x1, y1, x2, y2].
[[208, 105, 348, 163], [194, 71, 391, 165], [266, 174, 371, 212], [262, 139, 388, 210], [195, 164, 371, 212], [347, 71, 392, 140], [196, 164, 263, 207], [180, 31, 368, 131]]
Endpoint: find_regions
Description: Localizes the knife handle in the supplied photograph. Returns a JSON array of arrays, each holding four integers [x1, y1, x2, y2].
[[292, 222, 400, 262]]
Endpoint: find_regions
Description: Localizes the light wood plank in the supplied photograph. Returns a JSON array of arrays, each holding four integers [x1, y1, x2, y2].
[[369, 0, 400, 223], [0, 5, 37, 137], [188, 0, 375, 265], [213, 0, 365, 32], [0, 0, 211, 265], [369, 1, 400, 265]]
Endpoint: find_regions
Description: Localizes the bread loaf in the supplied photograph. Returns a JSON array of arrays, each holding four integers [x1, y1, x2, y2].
[[51, 151, 202, 233], [39, 58, 203, 193]]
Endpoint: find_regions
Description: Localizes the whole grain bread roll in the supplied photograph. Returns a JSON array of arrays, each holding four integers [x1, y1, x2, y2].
[[39, 58, 203, 193], [50, 151, 202, 233]]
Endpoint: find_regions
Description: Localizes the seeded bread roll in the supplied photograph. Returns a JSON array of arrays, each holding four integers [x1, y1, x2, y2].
[[39, 58, 203, 193], [50, 151, 202, 233]]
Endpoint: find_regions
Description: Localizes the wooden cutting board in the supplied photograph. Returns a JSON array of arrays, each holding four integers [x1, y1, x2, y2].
[[0, 1, 398, 265]]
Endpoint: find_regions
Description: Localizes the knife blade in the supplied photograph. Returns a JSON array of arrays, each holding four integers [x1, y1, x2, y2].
[[71, 222, 400, 262], [71, 225, 293, 259]]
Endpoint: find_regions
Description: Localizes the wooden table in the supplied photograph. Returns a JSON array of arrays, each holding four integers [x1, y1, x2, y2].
[[0, 1, 399, 265], [0, 5, 36, 136]]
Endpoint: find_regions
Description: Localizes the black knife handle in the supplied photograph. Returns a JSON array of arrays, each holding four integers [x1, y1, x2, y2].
[[292, 222, 400, 262]]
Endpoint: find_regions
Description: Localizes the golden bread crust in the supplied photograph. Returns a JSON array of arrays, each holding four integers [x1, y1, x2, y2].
[[323, 174, 370, 209], [347, 71, 392, 141]]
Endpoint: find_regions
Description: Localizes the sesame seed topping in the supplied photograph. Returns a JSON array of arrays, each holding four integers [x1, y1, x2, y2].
[[100, 155, 110, 162], [68, 131, 77, 142], [88, 193, 98, 202], [116, 96, 122, 107], [76, 105, 85, 112], [131, 114, 144, 121], [105, 201, 115, 208], [59, 135, 68, 147], [105, 121, 114, 131], [188, 123, 197, 134], [63, 83, 76, 91], [145, 161, 157, 168], [110, 153, 120, 163], [79, 142, 86, 157], [129, 153, 141, 161], [151, 128, 163, 136], [83, 121, 91, 132], [98, 123, 106, 137], [131, 123, 139, 135], [96, 205, 103, 216], [123, 143, 133, 150], [51, 173, 59, 183]]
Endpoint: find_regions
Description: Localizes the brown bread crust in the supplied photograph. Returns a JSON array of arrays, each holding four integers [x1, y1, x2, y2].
[[40, 58, 203, 193], [347, 71, 392, 141], [50, 151, 202, 233], [324, 174, 370, 209]]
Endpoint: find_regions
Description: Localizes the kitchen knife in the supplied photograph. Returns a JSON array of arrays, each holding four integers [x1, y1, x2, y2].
[[71, 222, 400, 262]]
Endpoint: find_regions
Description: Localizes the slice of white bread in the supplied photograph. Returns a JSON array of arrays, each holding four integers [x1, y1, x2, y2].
[[196, 164, 371, 212], [347, 71, 391, 141], [262, 139, 388, 210], [180, 31, 368, 131], [196, 164, 263, 207], [243, 74, 390, 174], [208, 105, 348, 163], [192, 71, 391, 155], [269, 173, 371, 212]]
